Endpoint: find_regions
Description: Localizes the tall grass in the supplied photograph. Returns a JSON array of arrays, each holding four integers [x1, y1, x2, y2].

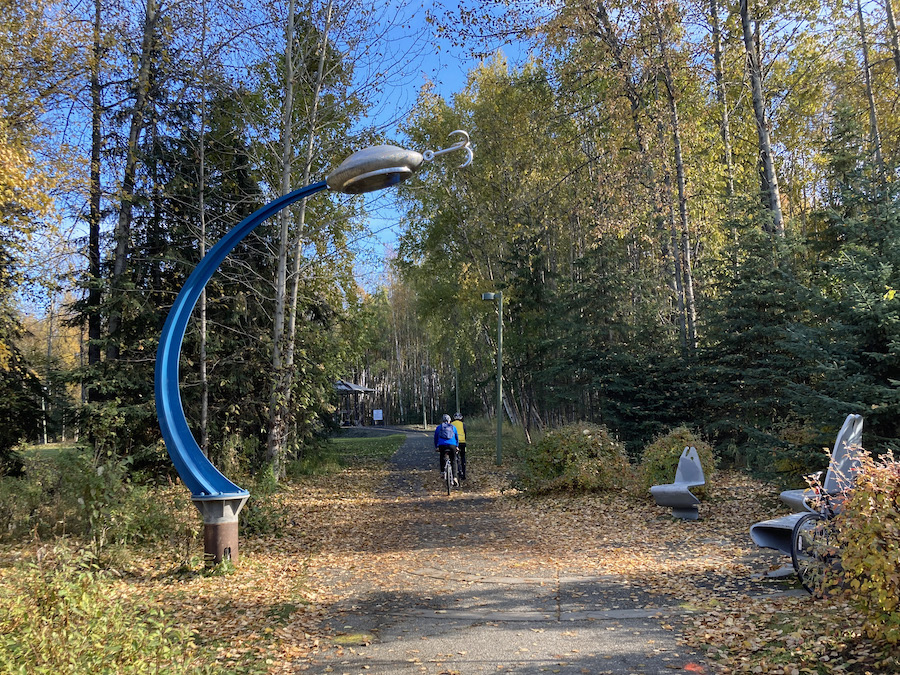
[[287, 433, 405, 477], [0, 433, 408, 672]]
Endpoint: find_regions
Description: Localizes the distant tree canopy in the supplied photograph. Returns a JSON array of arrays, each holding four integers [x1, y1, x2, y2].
[[377, 0, 900, 474], [1, 0, 898, 484]]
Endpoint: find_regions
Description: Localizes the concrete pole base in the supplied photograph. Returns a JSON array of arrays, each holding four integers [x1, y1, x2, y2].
[[192, 495, 249, 566]]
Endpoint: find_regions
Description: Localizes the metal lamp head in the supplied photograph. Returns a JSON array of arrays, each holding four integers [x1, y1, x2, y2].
[[482, 292, 497, 301], [326, 145, 425, 194], [327, 131, 473, 195]]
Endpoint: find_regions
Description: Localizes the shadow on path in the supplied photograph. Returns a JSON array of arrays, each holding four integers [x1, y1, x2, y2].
[[302, 428, 711, 674]]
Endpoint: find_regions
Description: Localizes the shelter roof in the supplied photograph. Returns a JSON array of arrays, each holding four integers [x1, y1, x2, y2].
[[334, 379, 375, 394]]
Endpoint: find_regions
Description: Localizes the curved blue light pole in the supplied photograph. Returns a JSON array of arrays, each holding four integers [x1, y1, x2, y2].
[[155, 134, 473, 564], [155, 181, 328, 501]]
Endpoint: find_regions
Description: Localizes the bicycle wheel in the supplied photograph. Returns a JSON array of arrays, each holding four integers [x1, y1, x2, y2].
[[445, 457, 453, 496], [791, 513, 840, 596]]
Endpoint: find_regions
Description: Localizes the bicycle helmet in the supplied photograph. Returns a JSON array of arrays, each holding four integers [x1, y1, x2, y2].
[[442, 414, 452, 423], [453, 412, 463, 420]]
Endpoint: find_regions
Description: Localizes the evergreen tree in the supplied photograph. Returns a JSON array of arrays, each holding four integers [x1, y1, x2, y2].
[[810, 103, 900, 446], [0, 246, 42, 474]]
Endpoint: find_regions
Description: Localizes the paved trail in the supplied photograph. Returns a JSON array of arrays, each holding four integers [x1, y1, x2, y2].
[[302, 428, 711, 674]]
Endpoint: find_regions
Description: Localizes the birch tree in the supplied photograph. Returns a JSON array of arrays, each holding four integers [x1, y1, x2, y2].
[[855, 0, 884, 170], [266, 0, 302, 474], [885, 0, 900, 88], [739, 0, 784, 235], [653, 0, 697, 349], [86, 0, 103, 392], [708, 0, 735, 201]]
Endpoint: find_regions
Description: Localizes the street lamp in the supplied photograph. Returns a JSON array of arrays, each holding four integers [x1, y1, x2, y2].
[[156, 132, 472, 565], [481, 291, 503, 465]]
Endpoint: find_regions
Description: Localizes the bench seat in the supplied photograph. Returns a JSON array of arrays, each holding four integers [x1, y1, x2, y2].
[[650, 446, 706, 520], [749, 512, 806, 556], [779, 488, 815, 513], [749, 413, 863, 558]]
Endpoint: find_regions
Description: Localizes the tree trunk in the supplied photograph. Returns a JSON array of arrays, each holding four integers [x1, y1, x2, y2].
[[106, 0, 159, 361], [709, 0, 740, 270], [740, 0, 784, 236], [885, 0, 900, 89], [709, 0, 735, 200], [266, 0, 299, 476], [856, 0, 884, 170], [285, 0, 334, 404], [662, 133, 687, 349], [593, 2, 649, 153], [87, 0, 103, 393], [267, 0, 334, 476], [594, 1, 682, 340], [392, 298, 406, 423], [670, 86, 698, 350], [198, 0, 210, 456], [655, 3, 698, 349]]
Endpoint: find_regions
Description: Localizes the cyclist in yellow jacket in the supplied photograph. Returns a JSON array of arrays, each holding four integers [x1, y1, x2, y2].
[[451, 412, 467, 480]]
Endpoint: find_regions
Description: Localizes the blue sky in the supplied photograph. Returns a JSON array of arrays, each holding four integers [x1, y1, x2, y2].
[[348, 2, 532, 290]]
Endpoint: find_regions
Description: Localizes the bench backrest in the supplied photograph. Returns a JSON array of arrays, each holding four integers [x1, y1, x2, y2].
[[674, 446, 705, 486], [823, 413, 863, 493]]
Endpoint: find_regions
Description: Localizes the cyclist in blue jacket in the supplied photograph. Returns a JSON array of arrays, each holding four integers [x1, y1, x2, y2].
[[434, 414, 459, 485]]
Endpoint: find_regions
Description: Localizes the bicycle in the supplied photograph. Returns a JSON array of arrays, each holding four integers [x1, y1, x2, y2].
[[442, 449, 459, 496], [790, 472, 844, 596]]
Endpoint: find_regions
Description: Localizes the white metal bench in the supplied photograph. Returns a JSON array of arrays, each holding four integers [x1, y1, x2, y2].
[[650, 446, 706, 520], [750, 414, 863, 555], [777, 414, 863, 512]]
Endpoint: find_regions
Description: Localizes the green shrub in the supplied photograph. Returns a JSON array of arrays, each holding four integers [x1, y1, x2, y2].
[[0, 447, 191, 556], [0, 547, 214, 673], [639, 426, 715, 498], [518, 423, 632, 494], [0, 475, 44, 540], [836, 451, 900, 644]]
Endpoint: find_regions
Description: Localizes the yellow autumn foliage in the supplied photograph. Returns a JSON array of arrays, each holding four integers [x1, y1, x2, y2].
[[836, 451, 900, 644]]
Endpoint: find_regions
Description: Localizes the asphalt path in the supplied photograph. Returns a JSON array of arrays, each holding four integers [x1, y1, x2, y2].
[[302, 427, 711, 674]]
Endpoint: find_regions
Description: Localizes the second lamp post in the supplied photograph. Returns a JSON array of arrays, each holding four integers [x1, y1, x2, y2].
[[481, 291, 503, 465]]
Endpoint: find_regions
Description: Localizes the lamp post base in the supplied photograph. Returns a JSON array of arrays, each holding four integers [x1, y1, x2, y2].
[[192, 495, 249, 565]]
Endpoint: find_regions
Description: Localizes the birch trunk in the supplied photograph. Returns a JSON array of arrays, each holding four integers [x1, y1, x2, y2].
[[654, 3, 698, 349], [198, 0, 210, 456], [267, 0, 334, 475], [661, 126, 687, 350], [885, 0, 900, 89], [285, 0, 334, 391], [740, 0, 784, 236], [593, 2, 648, 152], [594, 1, 683, 335], [392, 291, 406, 422], [709, 0, 735, 200], [87, 0, 102, 390], [266, 0, 299, 476], [856, 0, 884, 170]]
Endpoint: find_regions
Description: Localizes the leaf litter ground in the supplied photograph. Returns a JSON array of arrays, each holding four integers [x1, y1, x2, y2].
[[88, 435, 898, 673]]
